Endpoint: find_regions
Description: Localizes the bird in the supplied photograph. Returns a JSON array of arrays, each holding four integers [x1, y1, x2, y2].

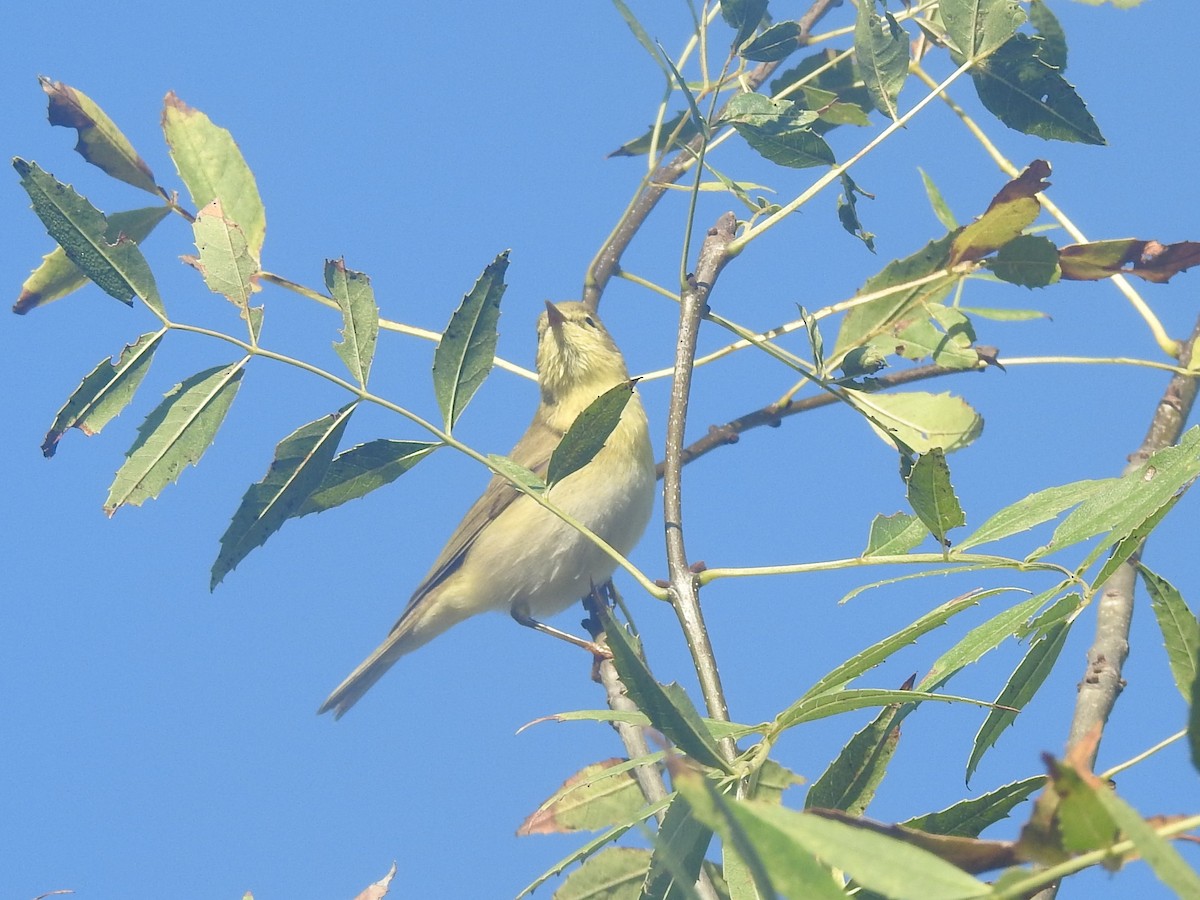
[[318, 300, 656, 718]]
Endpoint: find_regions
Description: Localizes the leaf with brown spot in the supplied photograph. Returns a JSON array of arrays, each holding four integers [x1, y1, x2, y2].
[[949, 160, 1051, 264], [518, 758, 648, 835], [41, 76, 160, 195], [1059, 238, 1200, 283]]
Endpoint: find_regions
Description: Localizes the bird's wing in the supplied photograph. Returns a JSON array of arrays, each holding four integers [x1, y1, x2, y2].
[[390, 412, 562, 631]]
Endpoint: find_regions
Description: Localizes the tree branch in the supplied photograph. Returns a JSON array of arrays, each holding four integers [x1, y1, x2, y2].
[[656, 349, 997, 478], [663, 212, 741, 763], [582, 0, 842, 312]]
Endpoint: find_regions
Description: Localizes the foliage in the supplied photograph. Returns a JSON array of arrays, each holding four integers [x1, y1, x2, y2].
[[11, 1, 1200, 897]]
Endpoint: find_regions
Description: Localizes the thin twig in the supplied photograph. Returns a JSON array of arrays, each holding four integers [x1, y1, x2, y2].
[[663, 212, 741, 765], [582, 0, 842, 311], [657, 349, 997, 478]]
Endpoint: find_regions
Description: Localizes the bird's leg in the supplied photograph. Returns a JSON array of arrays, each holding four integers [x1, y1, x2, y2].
[[511, 601, 613, 660]]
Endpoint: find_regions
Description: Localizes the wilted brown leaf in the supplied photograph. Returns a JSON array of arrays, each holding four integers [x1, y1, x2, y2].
[[1059, 238, 1200, 283]]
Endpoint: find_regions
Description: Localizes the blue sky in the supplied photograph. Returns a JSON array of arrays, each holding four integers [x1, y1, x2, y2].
[[4, 2, 1199, 898]]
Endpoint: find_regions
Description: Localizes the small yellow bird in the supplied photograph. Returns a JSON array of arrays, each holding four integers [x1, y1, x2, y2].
[[319, 301, 656, 718]]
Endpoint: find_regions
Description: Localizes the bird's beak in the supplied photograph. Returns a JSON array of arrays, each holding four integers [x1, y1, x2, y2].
[[544, 300, 566, 330]]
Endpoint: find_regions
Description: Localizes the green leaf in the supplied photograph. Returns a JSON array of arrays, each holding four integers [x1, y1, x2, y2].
[[958, 477, 1116, 551], [1088, 778, 1200, 895], [517, 758, 648, 835], [798, 590, 986, 703], [956, 305, 1047, 322], [601, 609, 731, 773], [845, 391, 983, 455], [325, 259, 380, 386], [677, 769, 841, 900], [162, 91, 266, 259], [432, 251, 508, 431], [806, 702, 903, 815], [990, 234, 1060, 287], [14, 205, 171, 315], [1028, 0, 1066, 70], [185, 198, 263, 340], [940, 0, 1026, 60], [720, 0, 769, 50], [42, 330, 165, 457], [1140, 566, 1200, 704], [966, 621, 1070, 783], [610, 0, 665, 73], [13, 159, 166, 317], [1191, 665, 1200, 775], [685, 778, 992, 900], [722, 93, 834, 170], [554, 846, 651, 900], [854, 3, 909, 119], [1085, 491, 1179, 587], [547, 381, 636, 487], [918, 169, 958, 230], [971, 34, 1105, 145], [832, 234, 957, 362], [211, 403, 356, 588], [40, 76, 159, 195], [776, 688, 996, 732], [837, 172, 876, 252], [871, 303, 978, 369], [863, 512, 926, 556], [1032, 427, 1200, 559], [949, 160, 1051, 264], [294, 439, 439, 518], [104, 361, 246, 514], [901, 776, 1043, 836], [487, 454, 546, 494], [608, 109, 701, 158], [642, 793, 711, 899], [742, 21, 804, 62], [770, 49, 874, 136]]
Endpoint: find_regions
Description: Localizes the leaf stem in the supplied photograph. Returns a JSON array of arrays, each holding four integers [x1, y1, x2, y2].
[[699, 552, 1077, 586]]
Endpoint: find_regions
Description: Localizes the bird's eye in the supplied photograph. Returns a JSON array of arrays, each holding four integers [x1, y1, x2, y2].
[[584, 316, 596, 327]]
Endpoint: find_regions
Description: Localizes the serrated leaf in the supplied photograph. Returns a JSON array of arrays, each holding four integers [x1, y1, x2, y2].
[[806, 702, 903, 816], [547, 381, 635, 487], [832, 234, 957, 362], [966, 622, 1070, 783], [777, 688, 996, 733], [105, 361, 246, 514], [555, 846, 651, 900], [799, 590, 986, 703], [837, 172, 876, 252], [432, 251, 508, 430], [42, 330, 165, 457], [602, 608, 730, 773], [211, 403, 356, 588], [518, 758, 647, 835], [162, 91, 266, 259], [741, 21, 804, 62], [680, 773, 991, 900], [990, 234, 1060, 287], [721, 0, 770, 50], [325, 258, 379, 386], [607, 109, 702, 158], [41, 76, 159, 194], [185, 198, 263, 339], [770, 49, 874, 136], [1032, 428, 1200, 559], [846, 391, 983, 455], [487, 453, 546, 494], [958, 477, 1116, 551], [957, 305, 1046, 322], [722, 93, 834, 170], [949, 160, 1050, 264], [1028, 0, 1066, 70], [871, 303, 978, 370], [855, 4, 909, 119], [294, 439, 439, 518], [971, 34, 1104, 145], [642, 792, 711, 899], [902, 776, 1043, 837], [907, 449, 966, 546], [14, 159, 166, 317], [798, 305, 825, 375], [863, 512, 926, 556], [15, 205, 171, 315], [1085, 491, 1179, 587], [1140, 566, 1200, 704], [941, 0, 1026, 60]]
